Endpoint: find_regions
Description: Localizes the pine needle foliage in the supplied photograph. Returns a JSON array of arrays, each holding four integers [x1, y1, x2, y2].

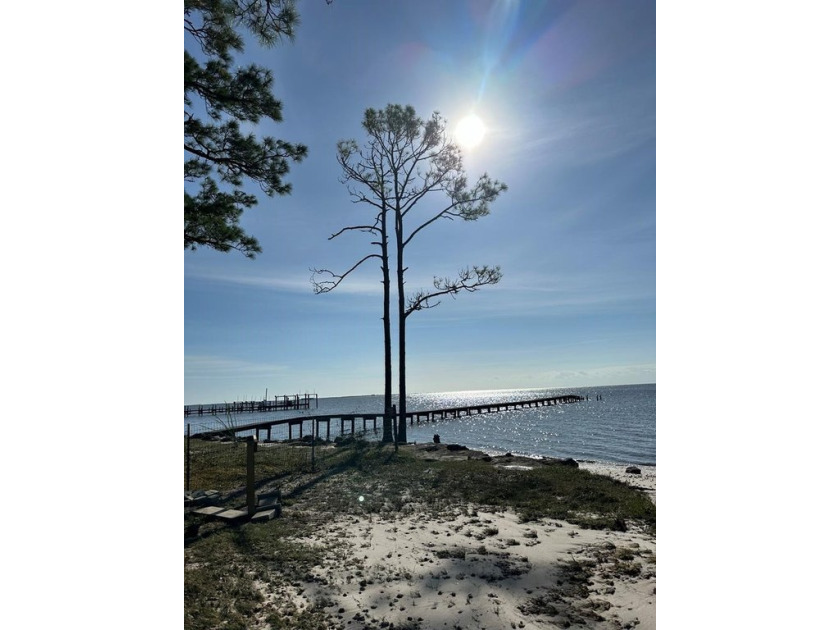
[[184, 0, 309, 258]]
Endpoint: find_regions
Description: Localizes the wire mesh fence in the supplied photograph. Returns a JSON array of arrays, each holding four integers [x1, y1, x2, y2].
[[184, 419, 319, 494]]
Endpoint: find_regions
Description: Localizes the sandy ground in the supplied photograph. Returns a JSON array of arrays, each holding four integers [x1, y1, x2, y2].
[[272, 456, 656, 630]]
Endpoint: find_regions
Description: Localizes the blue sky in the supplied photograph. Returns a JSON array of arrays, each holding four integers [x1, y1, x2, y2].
[[7, 5, 840, 620], [185, 0, 656, 402]]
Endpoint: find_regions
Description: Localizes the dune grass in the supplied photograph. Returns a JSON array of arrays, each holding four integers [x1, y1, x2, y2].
[[270, 441, 655, 530], [185, 440, 654, 629]]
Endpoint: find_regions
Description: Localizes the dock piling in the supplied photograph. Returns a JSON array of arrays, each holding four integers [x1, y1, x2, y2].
[[188, 394, 585, 442]]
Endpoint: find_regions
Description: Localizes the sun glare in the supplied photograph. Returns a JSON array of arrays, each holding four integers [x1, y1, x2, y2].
[[454, 113, 486, 149]]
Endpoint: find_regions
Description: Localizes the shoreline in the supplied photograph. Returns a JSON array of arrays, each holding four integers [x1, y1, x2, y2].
[[578, 460, 657, 505], [401, 442, 657, 505], [186, 384, 655, 469], [364, 436, 657, 471]]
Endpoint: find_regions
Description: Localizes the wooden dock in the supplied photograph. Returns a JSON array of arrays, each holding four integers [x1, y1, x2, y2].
[[188, 394, 584, 442], [184, 393, 317, 417]]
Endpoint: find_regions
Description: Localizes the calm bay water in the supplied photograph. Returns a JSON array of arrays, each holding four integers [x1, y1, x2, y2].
[[185, 384, 655, 466]]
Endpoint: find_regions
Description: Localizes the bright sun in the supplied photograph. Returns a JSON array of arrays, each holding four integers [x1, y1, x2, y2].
[[454, 113, 486, 149]]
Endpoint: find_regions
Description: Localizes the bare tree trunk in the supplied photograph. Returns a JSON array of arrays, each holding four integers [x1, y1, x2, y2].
[[382, 289, 393, 443], [396, 211, 408, 444], [398, 308, 407, 443], [381, 210, 394, 444]]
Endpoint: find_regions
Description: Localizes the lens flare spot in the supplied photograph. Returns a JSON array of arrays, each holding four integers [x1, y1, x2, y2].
[[454, 113, 486, 149]]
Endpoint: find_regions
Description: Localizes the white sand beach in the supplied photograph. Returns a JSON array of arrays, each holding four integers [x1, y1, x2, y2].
[[279, 458, 656, 630]]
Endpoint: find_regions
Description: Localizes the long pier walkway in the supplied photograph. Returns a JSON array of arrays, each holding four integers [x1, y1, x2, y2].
[[188, 394, 584, 442], [184, 393, 317, 417]]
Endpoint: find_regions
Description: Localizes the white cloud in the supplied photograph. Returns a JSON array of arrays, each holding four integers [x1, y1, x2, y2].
[[184, 268, 383, 296], [184, 355, 290, 379], [405, 270, 653, 324]]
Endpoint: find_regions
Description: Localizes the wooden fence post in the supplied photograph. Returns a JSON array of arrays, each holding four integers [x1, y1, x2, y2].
[[246, 435, 256, 515], [185, 424, 191, 491]]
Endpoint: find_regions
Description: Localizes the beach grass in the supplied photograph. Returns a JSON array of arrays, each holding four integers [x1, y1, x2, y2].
[[185, 518, 334, 629], [185, 440, 655, 629], [271, 441, 655, 530]]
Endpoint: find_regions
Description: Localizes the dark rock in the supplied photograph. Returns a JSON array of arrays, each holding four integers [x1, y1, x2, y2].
[[555, 458, 579, 468], [446, 444, 468, 451], [626, 466, 642, 474]]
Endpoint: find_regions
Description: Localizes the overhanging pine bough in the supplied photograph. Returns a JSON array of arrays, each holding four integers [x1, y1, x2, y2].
[[184, 0, 309, 258]]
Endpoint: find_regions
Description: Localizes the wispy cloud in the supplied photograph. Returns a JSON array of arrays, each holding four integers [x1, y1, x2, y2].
[[406, 269, 653, 324], [500, 273, 652, 303], [184, 267, 383, 296], [541, 364, 656, 386], [184, 355, 291, 379], [495, 103, 654, 171]]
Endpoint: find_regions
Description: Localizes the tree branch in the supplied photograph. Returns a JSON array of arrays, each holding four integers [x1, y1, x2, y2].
[[310, 253, 382, 294], [327, 224, 381, 240], [405, 266, 502, 317]]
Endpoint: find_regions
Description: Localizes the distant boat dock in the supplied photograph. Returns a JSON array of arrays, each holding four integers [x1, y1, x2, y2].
[[184, 393, 317, 417], [187, 393, 584, 442]]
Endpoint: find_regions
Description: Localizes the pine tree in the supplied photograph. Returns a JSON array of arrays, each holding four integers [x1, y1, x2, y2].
[[184, 0, 309, 258], [313, 104, 506, 442]]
